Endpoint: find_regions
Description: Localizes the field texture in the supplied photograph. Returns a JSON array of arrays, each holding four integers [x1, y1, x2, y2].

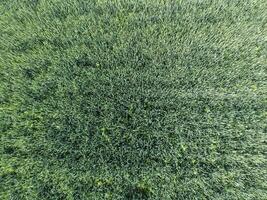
[[1, 0, 267, 199]]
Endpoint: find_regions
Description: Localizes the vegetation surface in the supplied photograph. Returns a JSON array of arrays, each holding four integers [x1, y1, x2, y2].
[[0, 0, 267, 199]]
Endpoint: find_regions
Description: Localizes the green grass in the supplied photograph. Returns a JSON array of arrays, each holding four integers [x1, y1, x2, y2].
[[1, 0, 267, 199]]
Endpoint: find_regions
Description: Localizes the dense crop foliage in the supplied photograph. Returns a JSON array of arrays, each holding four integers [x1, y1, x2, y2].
[[1, 0, 267, 199]]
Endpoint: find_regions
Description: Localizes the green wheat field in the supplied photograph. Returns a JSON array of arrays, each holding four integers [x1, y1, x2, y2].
[[0, 0, 266, 199]]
